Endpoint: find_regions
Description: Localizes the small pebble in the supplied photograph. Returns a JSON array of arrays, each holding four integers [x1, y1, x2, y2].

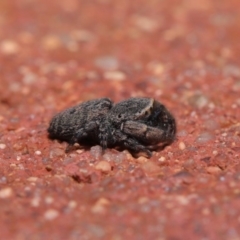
[[158, 156, 166, 162], [91, 198, 110, 214], [0, 176, 7, 184], [137, 156, 148, 163], [0, 187, 13, 199], [90, 145, 102, 159], [141, 161, 161, 175], [175, 195, 190, 205], [27, 177, 38, 182], [95, 161, 112, 173], [31, 197, 40, 207], [138, 197, 149, 204], [104, 71, 126, 81], [177, 130, 188, 137], [206, 166, 222, 174], [42, 35, 61, 50], [68, 200, 77, 209], [0, 40, 19, 54], [0, 143, 6, 149], [94, 56, 119, 70], [132, 16, 158, 32], [202, 208, 210, 215], [49, 147, 65, 158], [72, 29, 95, 42], [35, 150, 42, 155], [196, 132, 214, 144], [147, 62, 165, 75], [45, 196, 54, 204], [188, 93, 209, 109], [76, 149, 84, 154], [44, 209, 59, 220], [178, 141, 186, 150], [212, 150, 218, 155]]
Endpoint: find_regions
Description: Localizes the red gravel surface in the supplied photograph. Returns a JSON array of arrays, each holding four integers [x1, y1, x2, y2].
[[1, 0, 240, 239]]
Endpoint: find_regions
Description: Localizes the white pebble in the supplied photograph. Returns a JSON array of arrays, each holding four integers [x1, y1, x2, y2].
[[95, 161, 112, 173], [45, 196, 54, 204], [44, 209, 59, 220], [35, 150, 42, 155], [31, 197, 40, 207], [196, 132, 214, 144], [94, 56, 119, 70], [0, 143, 6, 149], [158, 156, 166, 162], [0, 40, 19, 54], [178, 141, 186, 150], [90, 145, 102, 159], [0, 187, 13, 198], [68, 200, 77, 209], [27, 177, 38, 182], [212, 150, 218, 155], [104, 71, 126, 81]]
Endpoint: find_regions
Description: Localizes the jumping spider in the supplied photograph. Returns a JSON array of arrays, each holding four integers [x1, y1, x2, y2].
[[48, 97, 176, 157]]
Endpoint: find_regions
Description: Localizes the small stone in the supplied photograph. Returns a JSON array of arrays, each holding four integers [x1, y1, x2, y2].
[[175, 195, 189, 205], [132, 15, 158, 32], [202, 208, 210, 215], [31, 197, 40, 207], [104, 71, 126, 81], [196, 132, 214, 144], [49, 147, 65, 158], [188, 93, 209, 109], [158, 156, 166, 162], [27, 177, 38, 182], [0, 40, 19, 54], [45, 196, 54, 204], [22, 72, 37, 85], [71, 29, 95, 42], [42, 35, 61, 50], [178, 141, 186, 150], [137, 156, 148, 163], [206, 166, 222, 174], [212, 150, 218, 155], [76, 149, 84, 154], [13, 143, 28, 154], [90, 145, 102, 159], [91, 198, 110, 214], [147, 62, 165, 75], [35, 150, 42, 155], [95, 161, 112, 173], [0, 143, 6, 149], [68, 200, 77, 209], [0, 187, 13, 199], [177, 130, 188, 137], [138, 197, 149, 204], [141, 161, 161, 175], [44, 209, 59, 220], [0, 177, 7, 184], [94, 56, 119, 70]]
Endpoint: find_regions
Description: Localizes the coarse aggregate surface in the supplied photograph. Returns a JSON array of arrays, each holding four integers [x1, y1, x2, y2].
[[0, 0, 240, 239]]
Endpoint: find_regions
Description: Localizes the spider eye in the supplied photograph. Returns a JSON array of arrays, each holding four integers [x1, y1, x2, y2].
[[118, 114, 122, 118], [144, 109, 152, 117]]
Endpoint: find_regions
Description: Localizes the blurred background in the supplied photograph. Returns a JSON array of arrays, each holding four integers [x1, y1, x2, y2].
[[0, 0, 240, 239]]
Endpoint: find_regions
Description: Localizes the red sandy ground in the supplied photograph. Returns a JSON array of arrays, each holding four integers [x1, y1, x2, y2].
[[0, 0, 240, 239]]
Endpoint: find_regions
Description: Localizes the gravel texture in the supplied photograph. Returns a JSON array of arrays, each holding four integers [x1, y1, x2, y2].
[[0, 0, 240, 239]]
